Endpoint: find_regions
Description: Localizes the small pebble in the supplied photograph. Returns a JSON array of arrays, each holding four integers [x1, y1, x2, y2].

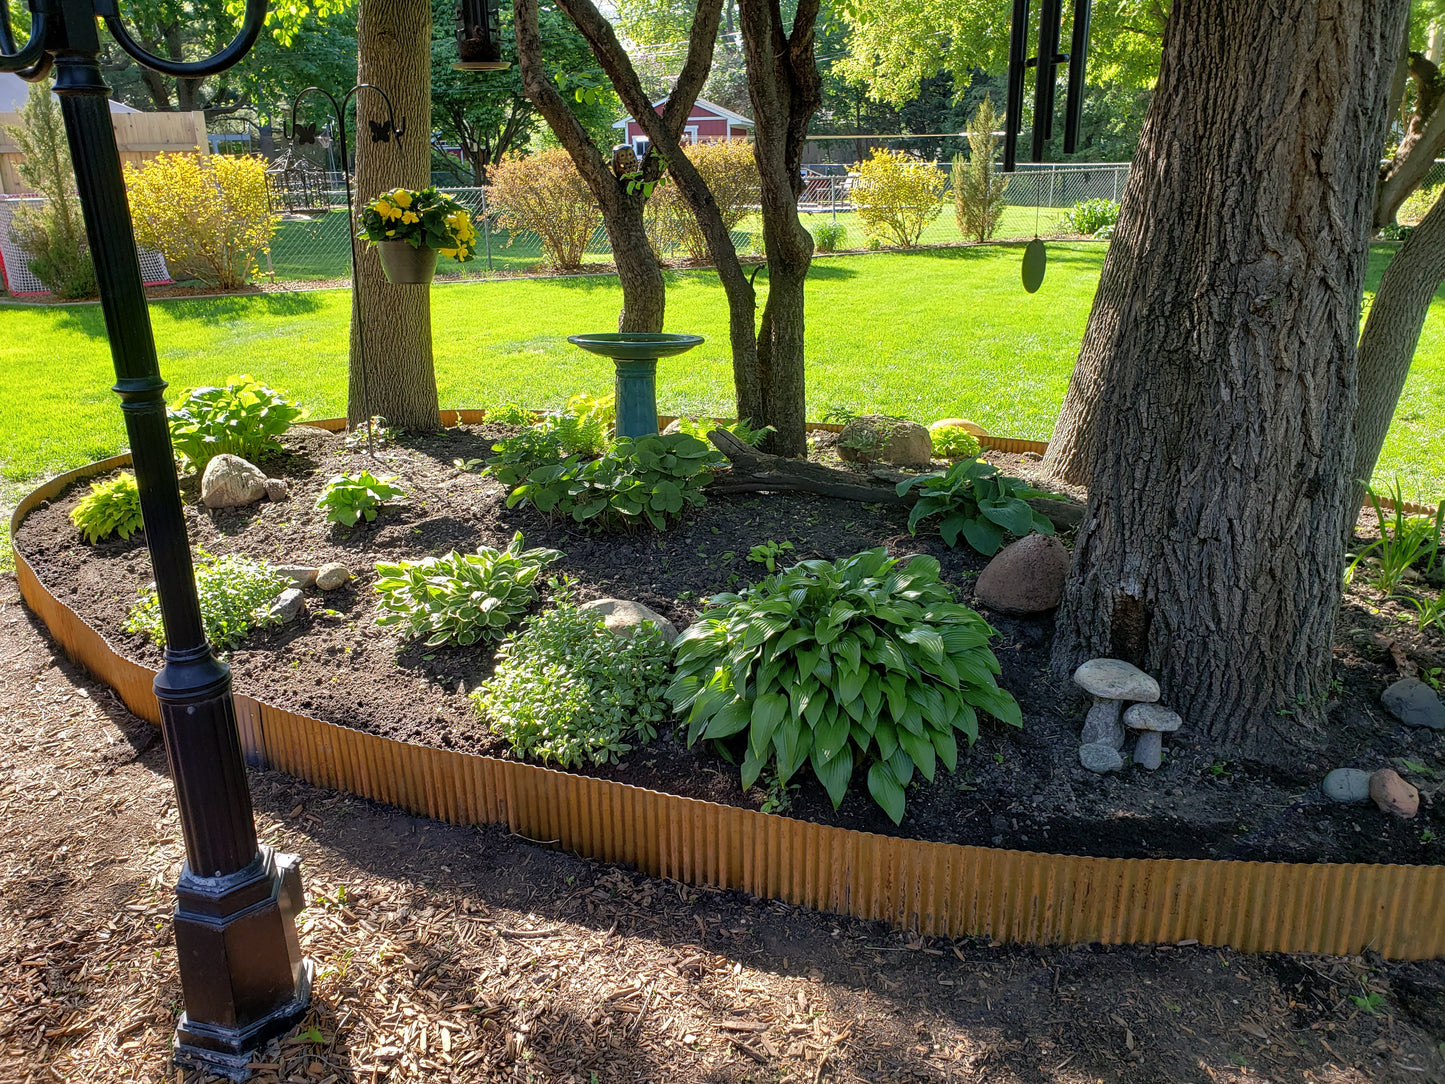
[[1321, 768, 1372, 804], [1079, 742, 1123, 774], [315, 562, 352, 591]]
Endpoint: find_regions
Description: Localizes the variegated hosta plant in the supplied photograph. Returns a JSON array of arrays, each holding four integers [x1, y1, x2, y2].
[[373, 532, 560, 647], [669, 548, 1021, 824]]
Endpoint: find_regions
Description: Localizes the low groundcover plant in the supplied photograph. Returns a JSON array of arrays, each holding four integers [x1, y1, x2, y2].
[[474, 584, 672, 769], [126, 549, 289, 649], [669, 548, 1021, 824], [70, 471, 143, 544], [316, 470, 405, 527]]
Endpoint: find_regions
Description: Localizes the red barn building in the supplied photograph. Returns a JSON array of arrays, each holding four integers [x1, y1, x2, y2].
[[613, 98, 754, 157]]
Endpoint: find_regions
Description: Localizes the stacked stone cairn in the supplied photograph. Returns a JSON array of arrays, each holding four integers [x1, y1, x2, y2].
[[1073, 658, 1182, 773]]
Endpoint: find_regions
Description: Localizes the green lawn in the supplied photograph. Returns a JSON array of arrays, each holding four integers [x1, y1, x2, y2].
[[3, 243, 1443, 507]]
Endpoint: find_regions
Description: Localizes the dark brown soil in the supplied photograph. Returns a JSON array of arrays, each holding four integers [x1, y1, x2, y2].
[[15, 424, 1445, 867]]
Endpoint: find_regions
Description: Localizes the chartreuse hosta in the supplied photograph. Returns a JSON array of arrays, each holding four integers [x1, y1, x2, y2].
[[668, 548, 1021, 824]]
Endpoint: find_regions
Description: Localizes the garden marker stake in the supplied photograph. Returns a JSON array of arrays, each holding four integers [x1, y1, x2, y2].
[[288, 84, 406, 458], [0, 0, 312, 1077]]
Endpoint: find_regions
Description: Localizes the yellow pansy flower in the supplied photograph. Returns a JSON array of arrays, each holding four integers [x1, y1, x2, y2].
[[393, 189, 413, 209], [401, 210, 419, 225]]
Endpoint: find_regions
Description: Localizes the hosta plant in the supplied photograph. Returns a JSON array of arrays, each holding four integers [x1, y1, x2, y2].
[[501, 433, 726, 530], [167, 374, 304, 471], [474, 586, 672, 768], [669, 548, 1021, 824], [70, 471, 143, 544], [929, 425, 981, 460], [896, 458, 1054, 556], [373, 532, 560, 647], [127, 549, 289, 650], [316, 470, 405, 527]]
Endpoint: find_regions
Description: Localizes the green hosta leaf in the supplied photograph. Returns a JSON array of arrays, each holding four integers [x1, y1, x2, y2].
[[811, 744, 854, 808], [741, 742, 765, 790], [900, 626, 945, 660], [749, 692, 788, 758], [867, 761, 906, 824], [897, 727, 936, 782], [813, 707, 850, 764], [929, 725, 958, 772], [963, 684, 1023, 728], [977, 497, 1036, 536], [704, 698, 751, 739], [960, 516, 1006, 556]]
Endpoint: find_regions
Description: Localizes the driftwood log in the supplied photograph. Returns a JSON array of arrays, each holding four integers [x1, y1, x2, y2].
[[706, 429, 1085, 532]]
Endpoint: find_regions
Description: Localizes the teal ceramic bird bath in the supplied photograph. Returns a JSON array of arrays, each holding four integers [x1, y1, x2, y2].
[[566, 332, 705, 439]]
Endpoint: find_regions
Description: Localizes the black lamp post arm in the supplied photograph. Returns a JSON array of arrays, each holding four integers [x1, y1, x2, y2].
[[0, 1, 51, 74], [94, 0, 267, 78]]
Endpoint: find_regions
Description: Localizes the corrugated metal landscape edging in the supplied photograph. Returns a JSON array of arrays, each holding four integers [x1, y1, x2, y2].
[[13, 453, 1445, 960]]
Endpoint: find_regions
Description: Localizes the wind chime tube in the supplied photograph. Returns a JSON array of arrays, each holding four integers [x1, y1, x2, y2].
[[1063, 0, 1091, 154], [1003, 0, 1031, 172], [1030, 0, 1062, 162]]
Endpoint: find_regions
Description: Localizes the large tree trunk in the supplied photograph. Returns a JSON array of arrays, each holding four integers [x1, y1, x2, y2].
[[349, 0, 441, 429], [515, 0, 666, 333], [1350, 189, 1445, 517], [737, 0, 821, 457], [1048, 0, 1407, 756]]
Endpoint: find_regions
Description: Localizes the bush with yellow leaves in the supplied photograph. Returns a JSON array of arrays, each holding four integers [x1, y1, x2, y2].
[[124, 153, 275, 290], [850, 149, 945, 248], [487, 150, 601, 270], [646, 138, 760, 262]]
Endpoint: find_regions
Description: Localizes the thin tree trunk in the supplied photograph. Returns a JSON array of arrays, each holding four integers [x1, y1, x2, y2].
[[1350, 189, 1445, 518], [737, 0, 821, 456], [1049, 0, 1407, 756], [515, 0, 665, 333], [349, 0, 441, 429]]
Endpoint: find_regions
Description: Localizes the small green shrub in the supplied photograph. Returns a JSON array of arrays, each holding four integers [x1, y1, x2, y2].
[[747, 539, 794, 571], [499, 433, 726, 531], [474, 587, 672, 768], [485, 402, 536, 427], [484, 426, 567, 485], [70, 471, 143, 544], [928, 425, 981, 460], [316, 470, 405, 527], [952, 96, 1010, 243], [1398, 184, 1440, 226], [1058, 198, 1119, 237], [1348, 480, 1443, 593], [851, 149, 946, 248], [343, 416, 395, 450], [812, 220, 847, 253], [669, 548, 1020, 824], [168, 374, 304, 472], [896, 458, 1054, 556], [552, 393, 614, 456], [126, 550, 289, 649], [1379, 222, 1413, 242], [373, 532, 561, 647]]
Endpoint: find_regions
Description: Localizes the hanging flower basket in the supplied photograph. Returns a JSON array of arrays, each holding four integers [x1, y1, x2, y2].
[[376, 240, 440, 285], [357, 186, 480, 286]]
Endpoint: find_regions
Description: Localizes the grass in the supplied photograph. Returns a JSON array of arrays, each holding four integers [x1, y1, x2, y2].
[[2, 242, 1443, 507]]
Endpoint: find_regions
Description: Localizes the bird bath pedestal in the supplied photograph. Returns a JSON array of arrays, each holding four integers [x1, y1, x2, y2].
[[567, 333, 704, 439]]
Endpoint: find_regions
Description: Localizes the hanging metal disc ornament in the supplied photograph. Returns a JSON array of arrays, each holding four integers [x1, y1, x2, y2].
[[1022, 238, 1047, 293]]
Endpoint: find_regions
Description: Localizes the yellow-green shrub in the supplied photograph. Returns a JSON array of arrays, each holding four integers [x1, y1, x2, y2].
[[851, 149, 945, 248], [1398, 184, 1441, 226], [647, 138, 760, 261], [487, 149, 601, 270], [124, 153, 275, 289]]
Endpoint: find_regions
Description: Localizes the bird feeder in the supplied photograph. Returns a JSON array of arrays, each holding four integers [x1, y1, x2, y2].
[[455, 0, 509, 71]]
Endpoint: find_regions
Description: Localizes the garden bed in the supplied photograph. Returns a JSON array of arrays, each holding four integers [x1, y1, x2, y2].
[[14, 423, 1444, 871]]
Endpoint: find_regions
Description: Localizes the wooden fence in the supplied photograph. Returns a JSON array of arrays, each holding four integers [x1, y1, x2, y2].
[[0, 109, 206, 194]]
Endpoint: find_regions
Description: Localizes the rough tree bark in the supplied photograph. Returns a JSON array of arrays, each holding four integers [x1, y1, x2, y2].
[[1376, 48, 1445, 227], [553, 0, 765, 436], [1350, 189, 1445, 518], [348, 0, 441, 429], [515, 0, 683, 333], [735, 0, 822, 457], [1047, 0, 1408, 755]]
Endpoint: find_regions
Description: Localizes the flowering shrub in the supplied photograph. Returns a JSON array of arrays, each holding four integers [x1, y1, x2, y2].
[[487, 150, 601, 270], [358, 187, 478, 260], [124, 153, 275, 289], [851, 150, 945, 248], [647, 138, 760, 261]]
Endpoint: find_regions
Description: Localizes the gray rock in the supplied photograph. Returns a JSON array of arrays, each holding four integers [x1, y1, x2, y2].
[[200, 454, 268, 509], [579, 598, 679, 643], [1079, 742, 1124, 774], [276, 565, 319, 588], [1123, 703, 1183, 733], [315, 562, 352, 591], [1072, 658, 1160, 703], [661, 418, 683, 435], [1133, 730, 1163, 770], [1321, 768, 1373, 804], [973, 534, 1070, 614], [263, 477, 289, 501], [1081, 698, 1125, 749], [836, 415, 934, 468], [1381, 677, 1445, 729], [268, 587, 306, 623]]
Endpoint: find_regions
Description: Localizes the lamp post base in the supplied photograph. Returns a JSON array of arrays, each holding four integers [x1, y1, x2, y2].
[[171, 847, 312, 1081]]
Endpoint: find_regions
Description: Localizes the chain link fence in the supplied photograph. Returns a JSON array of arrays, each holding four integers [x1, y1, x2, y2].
[[262, 163, 1131, 286]]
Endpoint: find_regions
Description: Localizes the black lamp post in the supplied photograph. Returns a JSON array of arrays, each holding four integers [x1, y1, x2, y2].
[[1, 1, 310, 1078], [455, 0, 509, 70]]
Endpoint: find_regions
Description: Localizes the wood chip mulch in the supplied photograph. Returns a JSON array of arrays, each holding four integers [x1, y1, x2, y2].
[[2, 579, 1444, 1084]]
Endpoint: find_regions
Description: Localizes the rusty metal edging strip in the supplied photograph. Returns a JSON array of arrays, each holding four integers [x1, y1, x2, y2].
[[13, 454, 1445, 960]]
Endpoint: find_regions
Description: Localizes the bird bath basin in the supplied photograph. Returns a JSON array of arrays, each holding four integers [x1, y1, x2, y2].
[[567, 332, 705, 439]]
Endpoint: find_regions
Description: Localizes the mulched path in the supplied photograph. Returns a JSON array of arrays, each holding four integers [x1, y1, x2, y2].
[[3, 577, 1444, 1083], [13, 424, 1445, 866]]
